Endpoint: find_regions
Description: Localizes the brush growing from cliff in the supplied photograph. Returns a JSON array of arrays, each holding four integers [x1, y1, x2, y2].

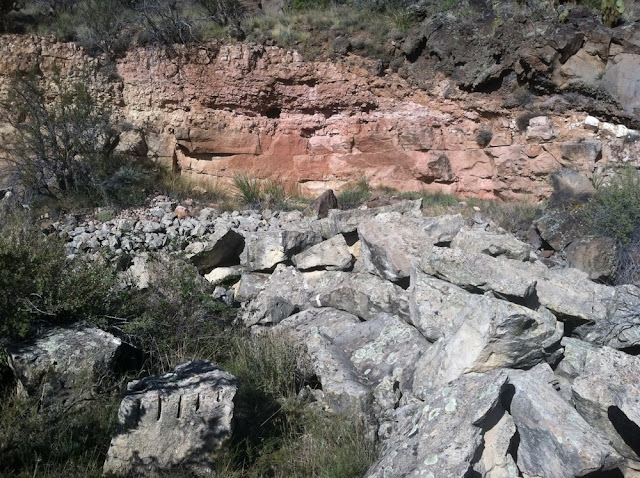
[[0, 71, 158, 209]]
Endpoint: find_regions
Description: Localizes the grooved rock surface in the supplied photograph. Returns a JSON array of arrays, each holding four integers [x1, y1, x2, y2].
[[103, 361, 237, 476]]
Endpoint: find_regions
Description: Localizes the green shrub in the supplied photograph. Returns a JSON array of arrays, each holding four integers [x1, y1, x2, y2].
[[0, 212, 119, 339], [601, 0, 625, 27], [1, 72, 119, 202], [585, 167, 640, 244]]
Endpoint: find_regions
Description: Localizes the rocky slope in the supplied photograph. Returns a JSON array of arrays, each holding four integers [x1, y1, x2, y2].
[[7, 196, 640, 476], [0, 13, 639, 200]]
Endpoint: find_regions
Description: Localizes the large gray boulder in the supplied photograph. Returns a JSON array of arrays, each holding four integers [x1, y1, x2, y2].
[[573, 284, 640, 350], [450, 226, 533, 261], [554, 337, 598, 403], [240, 229, 323, 271], [358, 213, 463, 282], [548, 168, 597, 207], [419, 247, 538, 300], [275, 308, 369, 413], [103, 361, 237, 476], [310, 270, 410, 322], [292, 234, 353, 271], [572, 346, 640, 462], [185, 226, 245, 273], [508, 364, 623, 477], [411, 291, 562, 396], [5, 326, 141, 406], [328, 199, 422, 235], [419, 247, 616, 324], [408, 275, 469, 341], [241, 267, 410, 326], [276, 309, 427, 417], [241, 265, 309, 326], [366, 371, 509, 477], [566, 236, 618, 281], [232, 272, 270, 302]]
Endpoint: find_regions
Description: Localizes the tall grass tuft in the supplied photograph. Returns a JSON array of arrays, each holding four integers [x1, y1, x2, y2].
[[337, 176, 372, 210], [233, 172, 263, 208]]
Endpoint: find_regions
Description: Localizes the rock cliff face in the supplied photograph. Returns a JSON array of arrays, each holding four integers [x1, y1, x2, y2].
[[0, 28, 639, 199]]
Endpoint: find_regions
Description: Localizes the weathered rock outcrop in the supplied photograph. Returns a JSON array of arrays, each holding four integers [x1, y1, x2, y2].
[[1, 28, 639, 199]]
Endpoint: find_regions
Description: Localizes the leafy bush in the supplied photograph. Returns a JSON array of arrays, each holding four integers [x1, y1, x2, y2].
[[1, 72, 120, 202], [0, 71, 159, 208], [0, 212, 119, 339], [585, 167, 640, 245]]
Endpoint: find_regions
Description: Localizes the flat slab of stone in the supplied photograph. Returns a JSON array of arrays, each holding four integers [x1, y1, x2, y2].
[[292, 234, 353, 271], [450, 226, 532, 261], [103, 361, 237, 476]]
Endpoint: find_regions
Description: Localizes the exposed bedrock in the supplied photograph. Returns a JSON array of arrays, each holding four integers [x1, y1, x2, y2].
[[0, 26, 639, 199]]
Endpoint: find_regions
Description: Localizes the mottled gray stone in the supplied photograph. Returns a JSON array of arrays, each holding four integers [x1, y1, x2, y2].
[[103, 361, 237, 476], [240, 229, 322, 271], [366, 371, 509, 478], [241, 265, 309, 326], [233, 272, 270, 303], [509, 364, 622, 477], [358, 213, 463, 282], [309, 270, 410, 322], [473, 411, 519, 478], [572, 346, 640, 461], [554, 337, 598, 403], [241, 268, 409, 326], [328, 199, 422, 235], [566, 236, 618, 281], [276, 309, 428, 418], [292, 234, 353, 271], [573, 284, 640, 350], [411, 289, 562, 396], [5, 326, 140, 405], [451, 227, 533, 261], [419, 247, 538, 299]]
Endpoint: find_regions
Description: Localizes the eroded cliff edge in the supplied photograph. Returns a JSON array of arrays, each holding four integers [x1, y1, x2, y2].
[[0, 18, 639, 199]]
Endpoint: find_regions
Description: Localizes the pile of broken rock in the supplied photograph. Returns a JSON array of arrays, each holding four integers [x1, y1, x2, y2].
[[5, 197, 640, 476]]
